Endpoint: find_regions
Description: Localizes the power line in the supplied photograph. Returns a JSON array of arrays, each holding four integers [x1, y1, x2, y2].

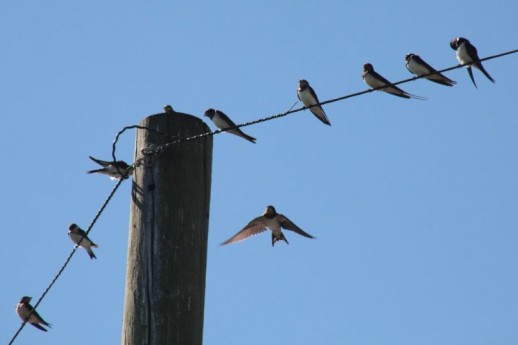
[[8, 179, 125, 345], [8, 47, 516, 344], [318, 48, 517, 108], [112, 48, 518, 162]]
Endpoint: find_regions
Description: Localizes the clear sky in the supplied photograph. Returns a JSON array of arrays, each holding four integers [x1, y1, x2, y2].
[[1, 1, 517, 344]]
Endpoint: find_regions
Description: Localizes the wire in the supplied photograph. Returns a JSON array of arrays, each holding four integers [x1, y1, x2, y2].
[[111, 48, 518, 161], [111, 125, 168, 176], [318, 49, 518, 108], [8, 48, 517, 345], [8, 179, 125, 345]]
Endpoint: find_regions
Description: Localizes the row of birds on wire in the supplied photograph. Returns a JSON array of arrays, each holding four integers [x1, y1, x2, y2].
[[207, 37, 495, 139], [14, 37, 497, 334]]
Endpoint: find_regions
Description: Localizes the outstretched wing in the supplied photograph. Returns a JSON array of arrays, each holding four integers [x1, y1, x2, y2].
[[221, 216, 268, 245], [278, 214, 315, 239], [89, 156, 110, 167]]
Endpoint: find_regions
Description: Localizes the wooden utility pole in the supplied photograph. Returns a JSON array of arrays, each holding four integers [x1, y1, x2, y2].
[[122, 111, 212, 345]]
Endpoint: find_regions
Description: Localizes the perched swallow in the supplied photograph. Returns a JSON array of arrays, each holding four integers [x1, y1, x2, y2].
[[450, 37, 495, 88], [16, 296, 52, 332], [221, 205, 315, 247], [405, 53, 456, 86], [204, 108, 256, 143], [68, 223, 98, 259], [297, 79, 331, 126], [87, 156, 132, 180], [362, 63, 426, 100], [163, 104, 174, 113]]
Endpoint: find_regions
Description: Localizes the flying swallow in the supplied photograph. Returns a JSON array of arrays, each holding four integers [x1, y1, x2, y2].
[[221, 205, 315, 247], [297, 79, 331, 126], [163, 104, 174, 113], [405, 53, 456, 86], [450, 37, 495, 88], [16, 296, 52, 332], [362, 63, 427, 100], [87, 156, 132, 180], [204, 108, 256, 143], [68, 223, 98, 259]]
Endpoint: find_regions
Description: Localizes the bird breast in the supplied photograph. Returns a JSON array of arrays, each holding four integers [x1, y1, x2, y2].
[[298, 89, 315, 106], [16, 304, 35, 321], [265, 217, 282, 235], [69, 232, 90, 247]]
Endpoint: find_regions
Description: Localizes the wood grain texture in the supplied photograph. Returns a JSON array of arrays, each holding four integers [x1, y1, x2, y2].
[[122, 111, 212, 345]]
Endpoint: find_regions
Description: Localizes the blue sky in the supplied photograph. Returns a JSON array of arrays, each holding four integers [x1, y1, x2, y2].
[[1, 1, 517, 344]]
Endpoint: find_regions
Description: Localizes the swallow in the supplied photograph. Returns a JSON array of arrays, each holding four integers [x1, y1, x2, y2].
[[362, 63, 427, 100], [16, 296, 52, 332], [221, 205, 315, 246], [297, 79, 331, 126], [204, 108, 256, 143], [405, 53, 456, 86], [87, 156, 132, 180], [163, 104, 174, 113], [450, 37, 495, 88], [68, 223, 98, 259]]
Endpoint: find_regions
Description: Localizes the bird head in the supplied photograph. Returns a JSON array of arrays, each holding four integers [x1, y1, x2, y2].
[[264, 205, 277, 216], [204, 108, 216, 119], [20, 296, 32, 303], [163, 105, 174, 113], [450, 37, 467, 50], [363, 63, 374, 72], [405, 53, 416, 62]]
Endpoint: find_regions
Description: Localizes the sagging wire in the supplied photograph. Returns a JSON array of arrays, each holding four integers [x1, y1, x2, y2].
[[8, 48, 517, 345]]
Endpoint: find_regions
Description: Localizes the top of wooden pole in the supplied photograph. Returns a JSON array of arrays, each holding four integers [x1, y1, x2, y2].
[[122, 110, 212, 345]]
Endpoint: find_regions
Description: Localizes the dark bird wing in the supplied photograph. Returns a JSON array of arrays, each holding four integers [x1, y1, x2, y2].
[[216, 110, 257, 143], [75, 227, 87, 237], [384, 82, 427, 100], [465, 42, 495, 84], [89, 156, 129, 169], [426, 73, 457, 86], [413, 55, 435, 72], [382, 85, 411, 98], [215, 110, 238, 127], [278, 214, 315, 238], [414, 56, 455, 85], [383, 84, 427, 100], [221, 216, 268, 245], [35, 313, 52, 328], [89, 156, 111, 167], [467, 66, 478, 88], [368, 71, 415, 99], [30, 322, 48, 332], [474, 62, 495, 83], [308, 87, 331, 126], [87, 168, 105, 174], [465, 41, 480, 60], [114, 161, 130, 169], [24, 304, 52, 329], [369, 70, 393, 88]]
